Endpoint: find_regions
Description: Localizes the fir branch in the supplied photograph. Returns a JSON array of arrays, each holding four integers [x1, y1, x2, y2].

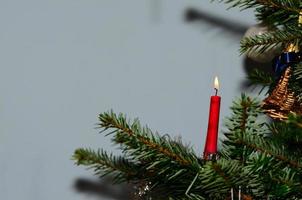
[[239, 98, 249, 132], [214, 0, 302, 37], [244, 153, 289, 198], [222, 94, 266, 160], [243, 151, 302, 198], [289, 63, 302, 102], [268, 113, 302, 157], [213, 0, 301, 13], [256, 0, 300, 13], [255, 6, 299, 26], [211, 162, 233, 188], [293, 63, 302, 81], [73, 148, 140, 183], [199, 159, 252, 199], [287, 113, 302, 129], [247, 69, 274, 88], [270, 168, 302, 196], [98, 111, 199, 168], [240, 25, 302, 53], [236, 133, 302, 169]]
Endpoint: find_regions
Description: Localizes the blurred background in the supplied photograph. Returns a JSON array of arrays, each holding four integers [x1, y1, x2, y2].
[[0, 0, 256, 199]]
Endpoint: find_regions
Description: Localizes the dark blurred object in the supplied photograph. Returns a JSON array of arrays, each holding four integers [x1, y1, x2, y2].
[[185, 8, 249, 36], [74, 178, 134, 200]]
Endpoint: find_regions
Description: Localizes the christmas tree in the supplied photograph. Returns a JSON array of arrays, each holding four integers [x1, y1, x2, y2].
[[73, 1, 302, 199]]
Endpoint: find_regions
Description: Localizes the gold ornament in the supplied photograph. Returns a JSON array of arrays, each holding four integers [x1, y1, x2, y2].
[[262, 44, 302, 120], [262, 67, 295, 120], [262, 11, 302, 120]]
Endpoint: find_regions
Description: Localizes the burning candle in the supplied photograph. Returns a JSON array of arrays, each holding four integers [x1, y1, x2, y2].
[[203, 76, 221, 160]]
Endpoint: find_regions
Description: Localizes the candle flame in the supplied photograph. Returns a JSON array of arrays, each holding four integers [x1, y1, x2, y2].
[[214, 76, 219, 90]]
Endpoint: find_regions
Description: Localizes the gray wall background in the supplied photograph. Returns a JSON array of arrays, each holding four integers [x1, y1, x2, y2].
[[0, 0, 256, 199]]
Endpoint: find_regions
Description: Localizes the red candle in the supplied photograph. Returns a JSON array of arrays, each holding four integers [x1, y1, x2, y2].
[[204, 76, 221, 160]]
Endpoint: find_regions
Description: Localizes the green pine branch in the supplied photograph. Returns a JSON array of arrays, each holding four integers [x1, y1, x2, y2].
[[255, 7, 299, 26], [240, 25, 302, 54], [247, 69, 274, 87], [213, 0, 300, 12], [243, 152, 302, 198], [98, 111, 200, 169], [96, 111, 208, 199], [73, 148, 141, 183], [236, 132, 302, 169], [293, 63, 302, 80], [222, 95, 302, 198], [214, 0, 301, 27], [222, 94, 266, 160], [247, 69, 274, 94], [289, 63, 302, 102], [268, 113, 302, 157]]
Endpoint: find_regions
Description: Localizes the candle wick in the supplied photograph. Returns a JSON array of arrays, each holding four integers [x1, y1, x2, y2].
[[214, 88, 218, 96]]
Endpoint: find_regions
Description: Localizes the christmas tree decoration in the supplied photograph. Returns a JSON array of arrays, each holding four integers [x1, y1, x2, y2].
[[243, 24, 281, 63], [262, 67, 296, 120], [133, 181, 152, 200], [73, 1, 302, 199], [262, 14, 302, 120], [203, 76, 221, 160]]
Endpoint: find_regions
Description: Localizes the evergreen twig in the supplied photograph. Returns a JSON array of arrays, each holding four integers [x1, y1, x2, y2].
[[240, 25, 302, 54]]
